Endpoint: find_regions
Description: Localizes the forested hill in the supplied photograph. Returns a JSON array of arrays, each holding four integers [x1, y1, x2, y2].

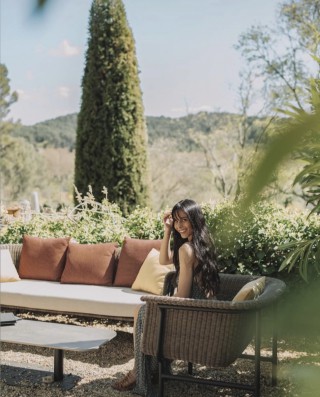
[[13, 113, 78, 150], [12, 111, 261, 150]]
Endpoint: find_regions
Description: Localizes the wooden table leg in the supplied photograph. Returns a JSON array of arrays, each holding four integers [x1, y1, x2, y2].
[[54, 349, 64, 381]]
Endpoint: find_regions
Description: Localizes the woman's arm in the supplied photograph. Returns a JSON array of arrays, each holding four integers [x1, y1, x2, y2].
[[159, 210, 173, 265], [174, 243, 195, 298]]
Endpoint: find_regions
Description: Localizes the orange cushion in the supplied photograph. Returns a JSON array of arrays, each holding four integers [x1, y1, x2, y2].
[[60, 243, 118, 285], [19, 236, 70, 281], [113, 237, 162, 287]]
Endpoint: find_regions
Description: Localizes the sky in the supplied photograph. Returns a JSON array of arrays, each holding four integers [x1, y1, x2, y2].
[[1, 0, 283, 126]]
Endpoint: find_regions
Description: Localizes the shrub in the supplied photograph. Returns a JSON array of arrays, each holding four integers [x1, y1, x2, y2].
[[124, 206, 163, 240], [1, 197, 319, 278], [203, 200, 320, 276]]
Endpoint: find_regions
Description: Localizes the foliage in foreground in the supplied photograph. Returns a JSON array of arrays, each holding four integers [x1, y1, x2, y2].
[[1, 194, 319, 278]]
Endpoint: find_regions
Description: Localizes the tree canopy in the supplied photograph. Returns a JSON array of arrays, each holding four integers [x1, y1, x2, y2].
[[0, 63, 46, 201], [236, 0, 320, 113]]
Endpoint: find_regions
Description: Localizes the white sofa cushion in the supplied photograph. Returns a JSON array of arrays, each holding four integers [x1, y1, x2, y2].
[[0, 249, 21, 282], [0, 279, 151, 319]]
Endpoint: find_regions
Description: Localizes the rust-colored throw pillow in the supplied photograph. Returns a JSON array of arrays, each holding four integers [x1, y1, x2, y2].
[[113, 237, 162, 287], [19, 236, 70, 281], [60, 243, 118, 285]]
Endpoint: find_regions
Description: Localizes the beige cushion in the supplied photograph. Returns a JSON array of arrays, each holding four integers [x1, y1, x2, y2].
[[232, 276, 266, 302], [113, 237, 162, 287], [132, 249, 174, 295], [60, 243, 118, 285], [19, 236, 70, 281], [0, 279, 153, 318], [0, 249, 21, 282]]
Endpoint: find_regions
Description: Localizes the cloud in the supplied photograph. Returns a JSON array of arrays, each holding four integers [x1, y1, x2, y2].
[[58, 86, 71, 98], [49, 40, 80, 57]]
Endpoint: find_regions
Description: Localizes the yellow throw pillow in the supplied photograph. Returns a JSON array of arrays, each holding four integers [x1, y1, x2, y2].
[[0, 249, 21, 282], [132, 248, 174, 295], [232, 276, 266, 302]]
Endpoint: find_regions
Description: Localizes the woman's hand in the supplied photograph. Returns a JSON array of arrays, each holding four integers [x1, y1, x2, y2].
[[163, 210, 173, 232], [160, 210, 174, 265]]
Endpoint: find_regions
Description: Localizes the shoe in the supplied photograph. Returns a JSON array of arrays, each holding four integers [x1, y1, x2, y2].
[[111, 370, 136, 391]]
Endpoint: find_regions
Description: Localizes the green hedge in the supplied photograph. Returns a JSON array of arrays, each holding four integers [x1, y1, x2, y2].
[[1, 199, 319, 277], [202, 201, 320, 276]]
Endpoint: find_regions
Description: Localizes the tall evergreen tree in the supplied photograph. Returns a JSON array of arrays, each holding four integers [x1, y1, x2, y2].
[[74, 0, 150, 215]]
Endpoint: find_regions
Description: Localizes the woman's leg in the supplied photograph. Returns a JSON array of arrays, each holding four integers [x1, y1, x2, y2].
[[111, 304, 142, 391]]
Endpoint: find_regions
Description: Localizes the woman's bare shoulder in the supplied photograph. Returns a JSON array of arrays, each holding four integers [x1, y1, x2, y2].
[[179, 242, 195, 257]]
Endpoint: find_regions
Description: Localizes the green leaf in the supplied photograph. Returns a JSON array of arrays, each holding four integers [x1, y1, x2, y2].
[[240, 111, 320, 211], [300, 242, 314, 282]]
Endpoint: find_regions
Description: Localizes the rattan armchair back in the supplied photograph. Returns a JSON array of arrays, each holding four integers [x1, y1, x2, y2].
[[141, 273, 286, 397]]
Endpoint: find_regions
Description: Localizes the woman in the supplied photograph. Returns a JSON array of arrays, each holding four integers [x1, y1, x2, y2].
[[112, 199, 220, 394]]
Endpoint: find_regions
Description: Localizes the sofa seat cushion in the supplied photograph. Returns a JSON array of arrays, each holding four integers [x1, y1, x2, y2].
[[0, 279, 151, 319]]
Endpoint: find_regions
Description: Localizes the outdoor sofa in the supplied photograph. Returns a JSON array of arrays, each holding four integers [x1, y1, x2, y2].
[[0, 236, 170, 320]]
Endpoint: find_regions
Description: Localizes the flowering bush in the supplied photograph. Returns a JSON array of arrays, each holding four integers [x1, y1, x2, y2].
[[0, 189, 127, 245]]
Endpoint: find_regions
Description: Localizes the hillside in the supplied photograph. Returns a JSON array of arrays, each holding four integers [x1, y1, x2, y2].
[[7, 110, 299, 211], [12, 111, 262, 150], [12, 113, 78, 150]]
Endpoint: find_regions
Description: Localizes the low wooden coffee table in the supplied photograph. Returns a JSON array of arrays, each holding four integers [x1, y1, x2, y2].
[[0, 319, 116, 382]]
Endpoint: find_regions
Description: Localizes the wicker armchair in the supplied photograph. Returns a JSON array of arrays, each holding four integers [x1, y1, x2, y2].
[[141, 273, 286, 397]]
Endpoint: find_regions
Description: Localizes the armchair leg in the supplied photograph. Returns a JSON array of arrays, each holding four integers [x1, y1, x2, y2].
[[272, 303, 278, 386], [158, 360, 165, 397], [254, 310, 261, 397]]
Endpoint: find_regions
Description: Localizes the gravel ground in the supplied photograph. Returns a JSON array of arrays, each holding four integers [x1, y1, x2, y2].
[[0, 312, 318, 397]]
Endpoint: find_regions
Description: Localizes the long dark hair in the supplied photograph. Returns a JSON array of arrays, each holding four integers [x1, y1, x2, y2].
[[171, 199, 219, 296]]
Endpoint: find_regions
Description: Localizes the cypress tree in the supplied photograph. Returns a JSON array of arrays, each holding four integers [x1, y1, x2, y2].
[[74, 0, 150, 215]]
